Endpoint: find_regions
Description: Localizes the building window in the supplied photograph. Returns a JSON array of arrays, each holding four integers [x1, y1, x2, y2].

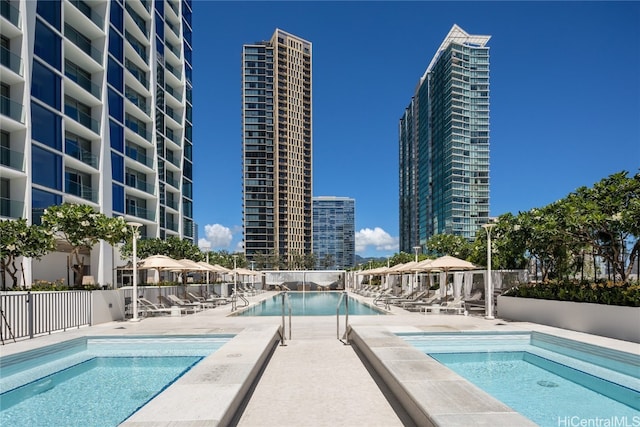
[[31, 102, 62, 150], [32, 145, 62, 190], [111, 152, 124, 183], [32, 188, 61, 225], [31, 60, 61, 109], [34, 20, 61, 70], [36, 0, 61, 30], [108, 88, 123, 121], [107, 57, 123, 92], [109, 120, 123, 152], [112, 183, 124, 213], [108, 27, 123, 61]]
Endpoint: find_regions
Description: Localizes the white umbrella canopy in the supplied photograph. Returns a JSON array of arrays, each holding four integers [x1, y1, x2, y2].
[[428, 255, 477, 301], [210, 264, 231, 273], [175, 258, 209, 271], [137, 255, 187, 270], [196, 261, 219, 271], [428, 255, 477, 271]]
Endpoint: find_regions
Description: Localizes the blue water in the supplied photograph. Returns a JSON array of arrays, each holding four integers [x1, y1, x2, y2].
[[0, 336, 233, 426], [431, 352, 640, 427], [400, 332, 640, 427], [1, 356, 200, 427], [237, 291, 385, 316]]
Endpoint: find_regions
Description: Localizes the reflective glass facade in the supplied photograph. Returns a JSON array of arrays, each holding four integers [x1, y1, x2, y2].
[[400, 25, 491, 252], [312, 197, 355, 269]]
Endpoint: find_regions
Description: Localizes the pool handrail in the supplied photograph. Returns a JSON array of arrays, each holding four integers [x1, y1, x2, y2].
[[280, 291, 292, 346], [336, 291, 350, 345]]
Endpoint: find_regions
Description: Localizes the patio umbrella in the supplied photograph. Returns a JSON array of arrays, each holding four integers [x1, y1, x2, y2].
[[137, 255, 186, 271], [428, 256, 478, 301]]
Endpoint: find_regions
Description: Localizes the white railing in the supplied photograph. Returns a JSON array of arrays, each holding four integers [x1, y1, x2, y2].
[[1, 291, 92, 343]]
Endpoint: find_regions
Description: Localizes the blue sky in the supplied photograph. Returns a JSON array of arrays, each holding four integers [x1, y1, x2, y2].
[[191, 1, 640, 257]]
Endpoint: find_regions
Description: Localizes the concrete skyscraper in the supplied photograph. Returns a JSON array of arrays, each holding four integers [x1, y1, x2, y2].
[[399, 24, 491, 252], [312, 196, 355, 270], [242, 29, 312, 266], [1, 0, 194, 285]]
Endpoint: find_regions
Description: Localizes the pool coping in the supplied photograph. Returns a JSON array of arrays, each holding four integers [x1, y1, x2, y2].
[[349, 325, 538, 426], [119, 324, 281, 426]]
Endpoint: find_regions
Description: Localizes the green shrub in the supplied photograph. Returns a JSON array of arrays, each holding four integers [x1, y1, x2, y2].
[[503, 280, 640, 307]]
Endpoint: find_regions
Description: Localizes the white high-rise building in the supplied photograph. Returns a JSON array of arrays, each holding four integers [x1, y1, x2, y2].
[[1, 0, 194, 286]]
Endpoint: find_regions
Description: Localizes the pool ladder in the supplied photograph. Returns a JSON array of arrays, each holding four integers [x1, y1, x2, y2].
[[280, 291, 292, 346], [336, 291, 350, 345]]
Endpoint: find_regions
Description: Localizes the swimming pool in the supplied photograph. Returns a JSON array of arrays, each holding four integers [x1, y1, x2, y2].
[[400, 331, 640, 427], [236, 291, 386, 316], [0, 335, 234, 426]]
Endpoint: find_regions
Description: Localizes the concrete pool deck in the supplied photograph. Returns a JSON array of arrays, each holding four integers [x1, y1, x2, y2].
[[2, 290, 639, 426]]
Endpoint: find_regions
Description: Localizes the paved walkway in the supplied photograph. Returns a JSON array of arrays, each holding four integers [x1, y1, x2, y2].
[[237, 317, 405, 427]]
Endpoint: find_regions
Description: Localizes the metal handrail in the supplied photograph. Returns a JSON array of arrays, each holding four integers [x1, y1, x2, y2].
[[336, 291, 350, 345], [280, 291, 291, 346]]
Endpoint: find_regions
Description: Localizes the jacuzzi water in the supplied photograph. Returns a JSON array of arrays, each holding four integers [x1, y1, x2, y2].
[[0, 335, 233, 426], [400, 331, 640, 427]]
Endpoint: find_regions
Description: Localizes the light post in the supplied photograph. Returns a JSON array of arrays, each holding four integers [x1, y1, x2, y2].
[[413, 245, 420, 293], [127, 222, 142, 322], [250, 260, 255, 289], [233, 254, 238, 297], [201, 243, 211, 285], [482, 223, 496, 320]]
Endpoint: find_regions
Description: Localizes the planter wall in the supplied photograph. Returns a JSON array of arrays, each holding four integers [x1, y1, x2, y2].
[[498, 295, 640, 343]]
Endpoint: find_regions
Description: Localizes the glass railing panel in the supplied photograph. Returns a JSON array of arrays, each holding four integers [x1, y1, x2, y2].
[[164, 198, 179, 210], [0, 197, 24, 218], [65, 139, 98, 168], [126, 205, 154, 221], [125, 65, 149, 88], [125, 3, 148, 38], [65, 69, 101, 98], [64, 25, 103, 63], [0, 46, 23, 76], [69, 0, 104, 28], [125, 117, 149, 140], [65, 104, 100, 133], [0, 145, 24, 170], [125, 146, 153, 167], [0, 95, 24, 123], [0, 0, 20, 28], [126, 34, 147, 61], [65, 179, 98, 202], [125, 91, 149, 114], [165, 85, 183, 101]]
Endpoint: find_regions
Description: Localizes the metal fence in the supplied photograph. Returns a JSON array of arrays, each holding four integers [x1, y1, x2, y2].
[[0, 291, 92, 343]]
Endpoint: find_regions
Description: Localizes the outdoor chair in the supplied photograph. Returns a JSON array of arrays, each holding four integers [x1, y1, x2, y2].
[[159, 295, 201, 313]]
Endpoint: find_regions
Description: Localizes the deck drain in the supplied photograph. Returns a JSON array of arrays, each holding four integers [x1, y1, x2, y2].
[[537, 380, 559, 388], [227, 353, 242, 358]]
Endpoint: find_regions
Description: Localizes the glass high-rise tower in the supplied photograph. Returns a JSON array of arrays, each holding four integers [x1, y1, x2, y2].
[[312, 196, 355, 270], [400, 24, 491, 252], [242, 29, 312, 266], [1, 0, 194, 286]]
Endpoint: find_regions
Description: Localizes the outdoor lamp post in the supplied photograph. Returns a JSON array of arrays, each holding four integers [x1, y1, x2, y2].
[[127, 222, 142, 322], [201, 243, 211, 284], [482, 223, 497, 320], [413, 245, 420, 292], [233, 254, 238, 297]]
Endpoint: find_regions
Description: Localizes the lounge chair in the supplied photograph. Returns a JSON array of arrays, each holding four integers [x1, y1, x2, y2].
[[159, 295, 201, 313], [423, 296, 465, 314], [137, 298, 176, 317], [186, 292, 217, 308], [401, 294, 441, 311], [203, 291, 231, 305]]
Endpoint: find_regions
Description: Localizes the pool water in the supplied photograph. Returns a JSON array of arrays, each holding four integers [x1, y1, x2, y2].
[[401, 332, 640, 427], [1, 356, 200, 426], [0, 335, 233, 426], [431, 352, 639, 426], [237, 291, 385, 316]]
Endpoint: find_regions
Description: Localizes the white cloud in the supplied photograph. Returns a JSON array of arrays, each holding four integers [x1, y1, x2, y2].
[[201, 224, 234, 249], [355, 227, 399, 253]]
